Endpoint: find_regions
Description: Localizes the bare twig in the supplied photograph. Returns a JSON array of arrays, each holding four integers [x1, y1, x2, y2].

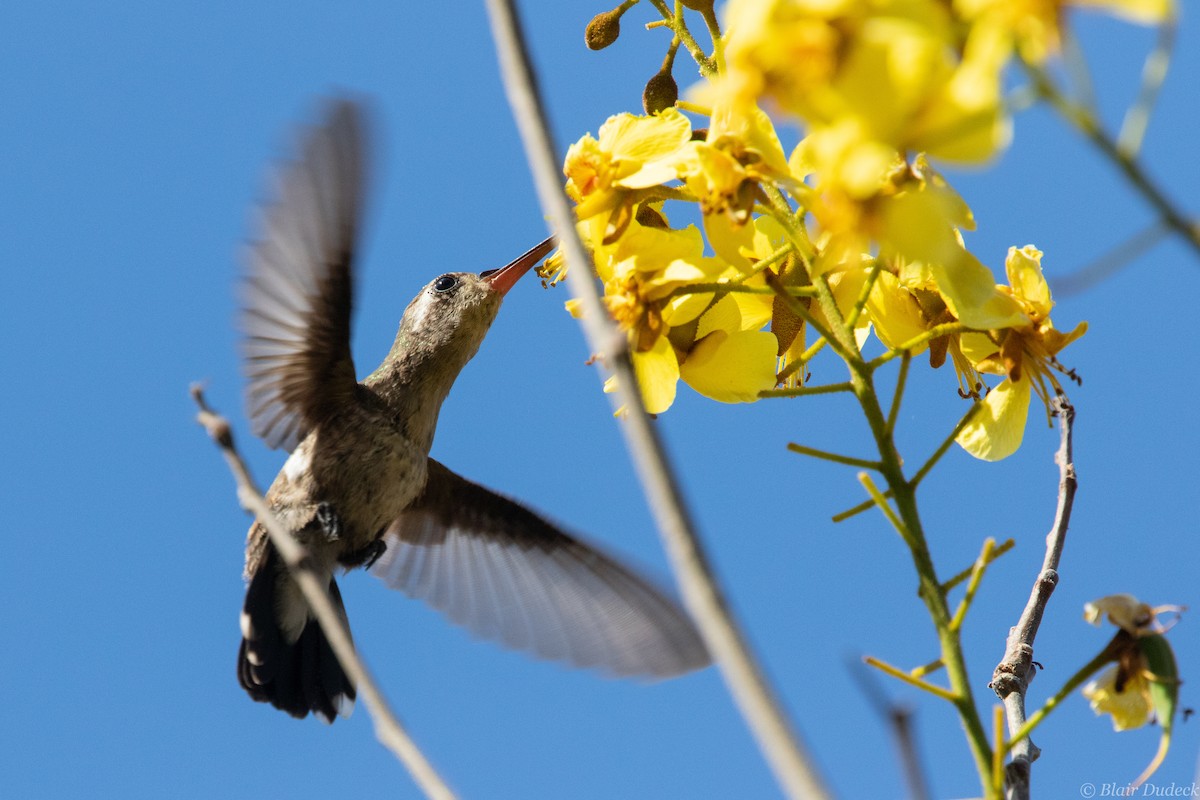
[[990, 396, 1077, 800], [481, 2, 830, 797], [848, 657, 932, 800], [190, 385, 457, 800]]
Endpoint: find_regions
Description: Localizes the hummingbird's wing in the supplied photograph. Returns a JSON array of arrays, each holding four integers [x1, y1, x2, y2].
[[241, 99, 367, 451], [370, 460, 711, 679]]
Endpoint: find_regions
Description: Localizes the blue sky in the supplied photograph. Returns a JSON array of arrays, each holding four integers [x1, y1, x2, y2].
[[3, 2, 1198, 798]]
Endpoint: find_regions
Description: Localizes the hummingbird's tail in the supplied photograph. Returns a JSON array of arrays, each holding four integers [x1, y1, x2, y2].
[[237, 542, 356, 722]]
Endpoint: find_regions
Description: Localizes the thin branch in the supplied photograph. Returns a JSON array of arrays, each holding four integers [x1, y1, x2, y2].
[[787, 442, 881, 471], [847, 658, 932, 800], [1118, 14, 1178, 157], [190, 386, 456, 800], [662, 282, 817, 301], [481, 3, 830, 798], [885, 352, 912, 438], [910, 401, 984, 488], [831, 491, 892, 523], [949, 538, 997, 633], [863, 656, 959, 703], [868, 322, 965, 371], [760, 382, 853, 399], [858, 472, 914, 549], [989, 396, 1077, 800], [941, 539, 1015, 594], [647, 0, 717, 76]]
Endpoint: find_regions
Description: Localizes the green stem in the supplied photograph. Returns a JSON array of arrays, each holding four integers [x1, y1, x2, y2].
[[789, 443, 881, 471], [868, 322, 965, 370], [910, 401, 983, 488], [942, 539, 1014, 594], [760, 382, 852, 398], [1006, 645, 1116, 750], [831, 495, 882, 523], [949, 538, 996, 633], [864, 656, 959, 703], [846, 355, 996, 795], [885, 352, 912, 437], [662, 282, 815, 301], [647, 0, 717, 77]]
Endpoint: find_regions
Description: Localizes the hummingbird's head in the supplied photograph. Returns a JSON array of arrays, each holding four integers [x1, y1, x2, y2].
[[395, 237, 556, 369]]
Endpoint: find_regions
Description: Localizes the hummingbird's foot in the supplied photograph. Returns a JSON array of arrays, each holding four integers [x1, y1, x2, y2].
[[339, 538, 387, 570], [316, 502, 342, 542]]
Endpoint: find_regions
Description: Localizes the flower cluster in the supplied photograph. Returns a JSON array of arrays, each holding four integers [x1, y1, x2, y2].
[[560, 0, 1169, 457]]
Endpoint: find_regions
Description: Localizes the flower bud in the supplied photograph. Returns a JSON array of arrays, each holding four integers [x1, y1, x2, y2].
[[642, 70, 678, 115], [585, 9, 623, 50]]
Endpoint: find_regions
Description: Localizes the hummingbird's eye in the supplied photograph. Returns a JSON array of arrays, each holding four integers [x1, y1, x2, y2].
[[432, 274, 459, 294]]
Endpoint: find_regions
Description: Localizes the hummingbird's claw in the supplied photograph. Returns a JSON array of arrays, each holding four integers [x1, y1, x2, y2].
[[340, 538, 387, 570], [316, 502, 342, 542]]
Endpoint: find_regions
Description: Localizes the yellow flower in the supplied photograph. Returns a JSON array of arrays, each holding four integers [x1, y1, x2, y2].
[[957, 0, 1175, 64], [954, 245, 1086, 460], [715, 0, 1009, 164], [1080, 595, 1182, 788], [680, 294, 780, 403], [590, 216, 782, 412], [1083, 663, 1155, 732], [563, 109, 693, 225]]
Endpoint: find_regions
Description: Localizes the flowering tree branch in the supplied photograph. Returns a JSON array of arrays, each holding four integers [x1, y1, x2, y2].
[[481, 2, 830, 798], [990, 396, 1077, 800], [190, 386, 457, 800]]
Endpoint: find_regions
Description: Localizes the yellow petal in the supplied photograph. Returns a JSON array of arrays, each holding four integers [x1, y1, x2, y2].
[[732, 284, 775, 331], [631, 335, 680, 414], [662, 290, 715, 327], [680, 329, 778, 403], [1083, 665, 1154, 732], [1042, 320, 1088, 356], [867, 271, 929, 352], [1084, 594, 1153, 632], [931, 249, 1026, 330], [695, 294, 742, 340], [704, 210, 756, 272], [1005, 245, 1051, 315], [601, 109, 693, 189], [956, 376, 1031, 461], [959, 330, 1001, 372]]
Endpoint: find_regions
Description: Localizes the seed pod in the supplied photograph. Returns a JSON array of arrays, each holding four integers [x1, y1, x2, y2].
[[585, 9, 622, 50], [642, 70, 678, 115]]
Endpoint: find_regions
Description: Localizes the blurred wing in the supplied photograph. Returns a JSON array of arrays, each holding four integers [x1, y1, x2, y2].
[[241, 98, 367, 451], [370, 460, 710, 679]]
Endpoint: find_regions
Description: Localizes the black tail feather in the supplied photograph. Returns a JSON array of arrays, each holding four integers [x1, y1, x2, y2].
[[237, 543, 356, 721]]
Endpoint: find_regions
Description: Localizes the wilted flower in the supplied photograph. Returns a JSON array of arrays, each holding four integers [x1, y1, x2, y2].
[[1080, 595, 1182, 788]]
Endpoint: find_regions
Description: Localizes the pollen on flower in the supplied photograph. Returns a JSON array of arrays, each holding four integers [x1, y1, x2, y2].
[[604, 273, 664, 352], [536, 251, 569, 287]]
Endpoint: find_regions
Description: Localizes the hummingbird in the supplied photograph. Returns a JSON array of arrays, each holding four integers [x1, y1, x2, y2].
[[235, 98, 710, 722]]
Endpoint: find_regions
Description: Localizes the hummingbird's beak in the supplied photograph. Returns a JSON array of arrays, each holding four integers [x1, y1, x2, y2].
[[481, 236, 556, 297]]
